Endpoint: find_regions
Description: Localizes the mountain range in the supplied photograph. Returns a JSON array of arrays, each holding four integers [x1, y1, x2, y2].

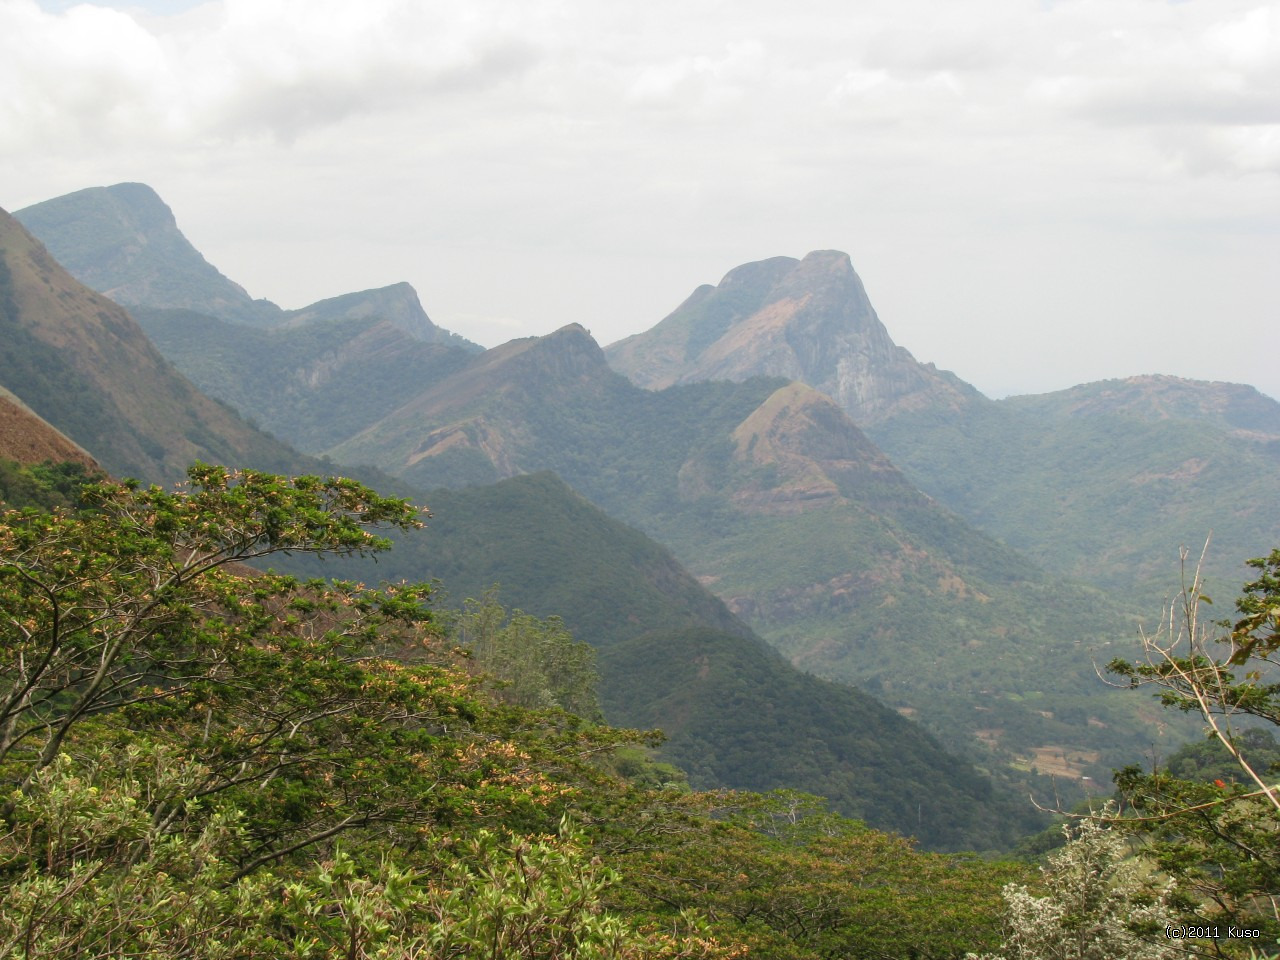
[[0, 206, 323, 484], [13, 183, 1220, 799], [15, 183, 479, 350], [607, 252, 1280, 603], [0, 191, 1052, 850], [16, 180, 1274, 846]]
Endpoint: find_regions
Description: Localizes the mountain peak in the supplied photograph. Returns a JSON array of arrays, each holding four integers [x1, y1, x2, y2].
[[0, 206, 310, 482], [510, 323, 609, 379], [100, 182, 175, 230], [15, 182, 279, 325], [606, 251, 980, 424], [285, 282, 481, 350]]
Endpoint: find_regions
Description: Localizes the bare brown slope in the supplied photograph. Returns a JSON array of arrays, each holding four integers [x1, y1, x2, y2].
[[0, 385, 98, 468], [0, 208, 312, 484]]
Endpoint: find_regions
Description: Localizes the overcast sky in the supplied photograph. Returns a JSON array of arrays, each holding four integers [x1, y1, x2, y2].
[[2, 0, 1278, 401]]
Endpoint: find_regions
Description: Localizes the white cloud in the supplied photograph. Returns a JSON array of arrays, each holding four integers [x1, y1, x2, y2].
[[2, 0, 544, 147]]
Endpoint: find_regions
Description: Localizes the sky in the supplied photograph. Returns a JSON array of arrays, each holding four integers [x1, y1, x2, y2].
[[2, 0, 1278, 401]]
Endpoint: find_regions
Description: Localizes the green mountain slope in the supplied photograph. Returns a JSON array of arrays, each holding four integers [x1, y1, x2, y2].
[[316, 325, 1176, 787], [605, 249, 1280, 608], [13, 183, 281, 325], [132, 308, 475, 453], [0, 208, 318, 484], [301, 471, 1045, 850], [282, 282, 480, 350], [868, 376, 1280, 604]]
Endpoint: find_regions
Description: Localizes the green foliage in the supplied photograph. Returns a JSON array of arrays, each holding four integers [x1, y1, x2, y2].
[[0, 463, 426, 778], [602, 789, 1032, 960], [601, 625, 1047, 851], [0, 745, 296, 959], [0, 463, 736, 958], [1229, 549, 1280, 668], [1159, 729, 1280, 785], [414, 825, 728, 959], [0, 458, 97, 511], [1, 745, 727, 960], [452, 589, 602, 720]]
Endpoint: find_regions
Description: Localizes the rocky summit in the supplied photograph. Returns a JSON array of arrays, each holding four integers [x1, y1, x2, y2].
[[606, 250, 980, 425]]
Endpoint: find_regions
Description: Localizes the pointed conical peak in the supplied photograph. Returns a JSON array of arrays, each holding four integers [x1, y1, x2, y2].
[[398, 323, 611, 413], [607, 250, 979, 424]]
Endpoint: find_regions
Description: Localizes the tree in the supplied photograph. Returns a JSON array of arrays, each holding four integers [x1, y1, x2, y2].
[[968, 811, 1182, 960], [0, 464, 730, 958], [0, 462, 425, 781], [598, 789, 1030, 960], [1108, 547, 1280, 952], [452, 589, 602, 720]]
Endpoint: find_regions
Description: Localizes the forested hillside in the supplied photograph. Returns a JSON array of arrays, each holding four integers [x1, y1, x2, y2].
[[868, 376, 1280, 605], [0, 462, 1050, 958], [313, 326, 1177, 785], [352, 473, 1050, 848], [133, 307, 475, 452]]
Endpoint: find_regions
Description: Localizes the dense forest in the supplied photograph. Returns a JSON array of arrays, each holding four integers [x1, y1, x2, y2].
[[2, 459, 1277, 958]]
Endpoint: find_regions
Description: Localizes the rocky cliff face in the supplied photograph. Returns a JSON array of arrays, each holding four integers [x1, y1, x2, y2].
[[606, 250, 981, 425], [678, 381, 912, 515]]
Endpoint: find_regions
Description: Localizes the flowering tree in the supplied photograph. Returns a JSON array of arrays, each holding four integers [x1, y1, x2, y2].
[[969, 812, 1182, 960]]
